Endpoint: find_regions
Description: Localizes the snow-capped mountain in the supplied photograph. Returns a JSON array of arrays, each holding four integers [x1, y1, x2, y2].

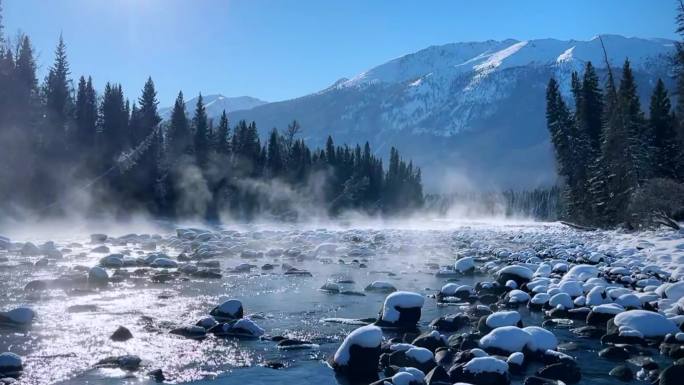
[[160, 94, 267, 120], [227, 35, 675, 190]]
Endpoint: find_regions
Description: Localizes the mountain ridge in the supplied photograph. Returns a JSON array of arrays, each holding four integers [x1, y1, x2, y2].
[[170, 35, 676, 191]]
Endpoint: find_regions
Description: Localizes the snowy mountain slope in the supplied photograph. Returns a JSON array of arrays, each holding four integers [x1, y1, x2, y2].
[[226, 35, 674, 190], [160, 94, 267, 120]]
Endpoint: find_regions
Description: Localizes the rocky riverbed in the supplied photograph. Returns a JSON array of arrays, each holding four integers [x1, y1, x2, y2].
[[1, 220, 684, 385]]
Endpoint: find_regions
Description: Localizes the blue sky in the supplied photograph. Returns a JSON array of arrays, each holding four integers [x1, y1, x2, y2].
[[2, 0, 680, 105]]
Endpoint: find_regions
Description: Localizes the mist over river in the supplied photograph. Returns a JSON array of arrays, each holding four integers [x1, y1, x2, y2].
[[1, 219, 683, 385]]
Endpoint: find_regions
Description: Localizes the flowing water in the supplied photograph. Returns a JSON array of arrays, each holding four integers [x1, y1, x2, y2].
[[0, 220, 678, 384]]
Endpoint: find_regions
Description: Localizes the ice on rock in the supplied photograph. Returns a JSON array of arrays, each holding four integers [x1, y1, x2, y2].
[[613, 310, 679, 338]]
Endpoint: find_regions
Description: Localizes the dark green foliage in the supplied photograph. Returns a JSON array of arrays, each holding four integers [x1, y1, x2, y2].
[[192, 94, 209, 168], [547, 52, 684, 227], [0, 11, 423, 220], [649, 79, 680, 179]]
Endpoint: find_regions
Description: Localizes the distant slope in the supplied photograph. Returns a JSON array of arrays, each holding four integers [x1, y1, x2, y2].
[[160, 94, 267, 120], [226, 35, 674, 191]]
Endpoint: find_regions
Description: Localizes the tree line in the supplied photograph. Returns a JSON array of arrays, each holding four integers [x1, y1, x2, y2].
[[0, 4, 423, 221], [545, 9, 684, 228]]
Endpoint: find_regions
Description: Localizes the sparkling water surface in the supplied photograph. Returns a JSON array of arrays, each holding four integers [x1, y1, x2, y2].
[[0, 220, 674, 384]]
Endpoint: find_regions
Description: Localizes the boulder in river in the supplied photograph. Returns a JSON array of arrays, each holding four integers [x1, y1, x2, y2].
[[331, 324, 383, 381], [375, 291, 424, 329], [430, 314, 470, 332], [609, 365, 633, 382], [0, 353, 22, 378], [95, 355, 141, 371], [495, 265, 533, 287], [209, 299, 244, 321], [364, 281, 397, 293], [535, 361, 581, 384], [110, 326, 133, 342], [0, 307, 35, 326], [449, 356, 511, 385]]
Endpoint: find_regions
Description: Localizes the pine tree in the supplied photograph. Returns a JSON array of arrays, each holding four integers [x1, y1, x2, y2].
[[649, 78, 680, 179], [192, 94, 209, 168], [579, 62, 604, 153], [215, 110, 230, 155], [266, 128, 283, 177], [42, 34, 73, 152], [98, 83, 129, 165], [74, 76, 97, 156], [167, 91, 192, 158]]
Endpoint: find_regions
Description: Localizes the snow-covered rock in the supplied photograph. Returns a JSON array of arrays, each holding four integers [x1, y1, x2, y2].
[[496, 265, 533, 286], [377, 291, 424, 328], [455, 257, 475, 273], [486, 311, 521, 329], [613, 310, 679, 338], [523, 326, 558, 353], [480, 326, 531, 354], [332, 324, 383, 380]]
